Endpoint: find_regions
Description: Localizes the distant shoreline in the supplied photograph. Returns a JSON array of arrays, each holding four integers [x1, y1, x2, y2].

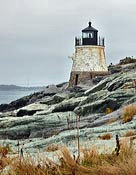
[[0, 85, 45, 91]]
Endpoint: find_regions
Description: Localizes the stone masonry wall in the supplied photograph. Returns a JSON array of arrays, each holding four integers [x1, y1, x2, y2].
[[72, 46, 108, 72]]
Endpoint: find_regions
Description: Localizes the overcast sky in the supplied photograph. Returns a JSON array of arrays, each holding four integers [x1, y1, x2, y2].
[[0, 0, 136, 86]]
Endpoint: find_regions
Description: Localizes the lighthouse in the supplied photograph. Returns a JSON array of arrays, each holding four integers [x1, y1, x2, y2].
[[69, 22, 108, 86]]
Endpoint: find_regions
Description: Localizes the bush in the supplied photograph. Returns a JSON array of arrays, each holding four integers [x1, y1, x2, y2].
[[122, 105, 136, 123], [100, 133, 112, 140]]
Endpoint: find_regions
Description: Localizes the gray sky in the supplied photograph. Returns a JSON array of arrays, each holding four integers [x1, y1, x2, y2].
[[0, 0, 136, 86]]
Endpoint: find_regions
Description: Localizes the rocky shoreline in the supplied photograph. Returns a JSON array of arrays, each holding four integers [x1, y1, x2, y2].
[[0, 63, 136, 153]]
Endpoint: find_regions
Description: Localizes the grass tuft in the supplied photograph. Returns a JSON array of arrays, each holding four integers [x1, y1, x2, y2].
[[105, 108, 113, 114], [45, 145, 59, 152]]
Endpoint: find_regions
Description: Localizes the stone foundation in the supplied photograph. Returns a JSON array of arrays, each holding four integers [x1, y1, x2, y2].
[[69, 71, 109, 86]]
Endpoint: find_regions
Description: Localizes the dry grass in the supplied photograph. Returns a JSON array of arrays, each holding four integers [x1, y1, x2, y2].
[[8, 141, 136, 175], [1, 141, 136, 175], [124, 130, 136, 137], [122, 105, 136, 123], [100, 133, 112, 140]]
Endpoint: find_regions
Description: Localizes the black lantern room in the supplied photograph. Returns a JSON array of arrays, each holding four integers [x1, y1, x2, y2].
[[75, 22, 105, 46], [82, 21, 98, 45]]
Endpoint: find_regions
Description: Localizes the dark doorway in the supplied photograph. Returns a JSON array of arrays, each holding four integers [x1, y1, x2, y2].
[[75, 74, 79, 85]]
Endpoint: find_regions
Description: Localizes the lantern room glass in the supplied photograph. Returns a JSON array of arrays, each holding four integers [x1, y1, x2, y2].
[[82, 32, 94, 39]]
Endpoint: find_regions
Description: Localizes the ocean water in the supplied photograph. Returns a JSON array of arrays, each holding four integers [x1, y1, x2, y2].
[[0, 90, 36, 105]]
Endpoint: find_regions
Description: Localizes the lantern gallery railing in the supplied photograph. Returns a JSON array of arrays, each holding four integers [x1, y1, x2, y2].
[[75, 37, 105, 47]]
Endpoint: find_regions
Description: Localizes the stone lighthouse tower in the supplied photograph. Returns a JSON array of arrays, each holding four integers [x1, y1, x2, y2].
[[69, 22, 108, 86]]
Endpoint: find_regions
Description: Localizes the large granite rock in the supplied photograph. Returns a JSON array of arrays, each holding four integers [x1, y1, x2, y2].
[[16, 103, 49, 117], [40, 93, 69, 105], [80, 90, 109, 106], [0, 112, 76, 140], [52, 96, 87, 113], [85, 71, 136, 95], [84, 74, 118, 95], [75, 98, 118, 116], [105, 73, 136, 91]]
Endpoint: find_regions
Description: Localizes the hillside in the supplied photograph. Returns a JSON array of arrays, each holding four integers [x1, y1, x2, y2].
[[0, 62, 136, 153]]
